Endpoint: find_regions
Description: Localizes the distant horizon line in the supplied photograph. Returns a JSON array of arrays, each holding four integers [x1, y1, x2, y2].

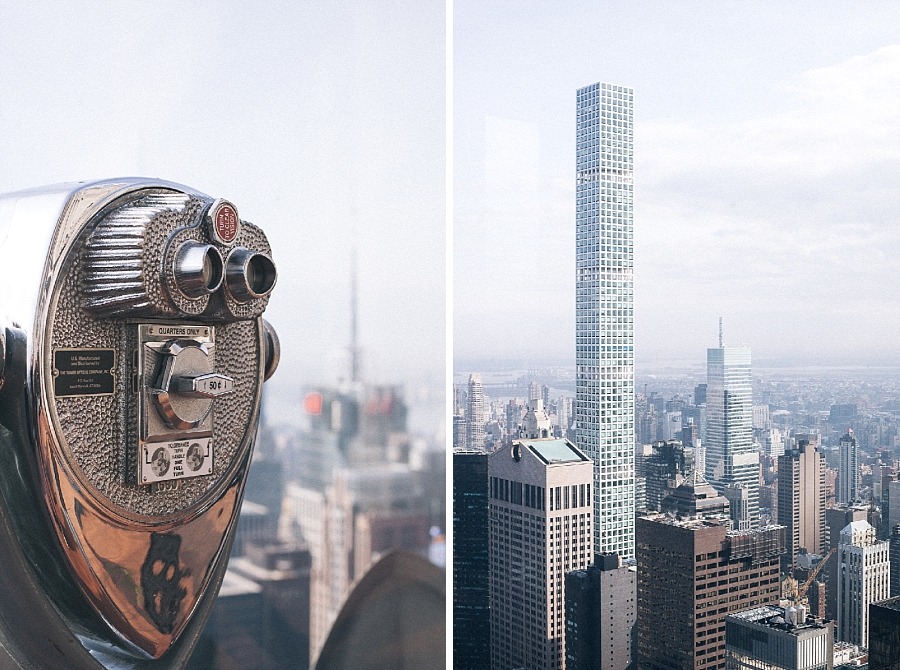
[[454, 354, 900, 373]]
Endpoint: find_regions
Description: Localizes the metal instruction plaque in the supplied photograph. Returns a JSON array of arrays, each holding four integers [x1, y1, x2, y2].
[[53, 348, 115, 397], [144, 324, 211, 339], [140, 437, 213, 485]]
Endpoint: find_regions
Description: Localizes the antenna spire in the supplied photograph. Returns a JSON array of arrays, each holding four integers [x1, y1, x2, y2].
[[350, 245, 360, 383], [719, 317, 724, 348]]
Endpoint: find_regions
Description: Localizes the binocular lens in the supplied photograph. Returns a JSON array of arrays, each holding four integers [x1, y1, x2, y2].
[[201, 248, 224, 290], [226, 248, 277, 303], [246, 254, 277, 296], [175, 243, 225, 299]]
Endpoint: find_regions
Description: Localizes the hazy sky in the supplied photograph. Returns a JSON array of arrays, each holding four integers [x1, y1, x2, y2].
[[0, 2, 444, 405], [454, 1, 900, 370]]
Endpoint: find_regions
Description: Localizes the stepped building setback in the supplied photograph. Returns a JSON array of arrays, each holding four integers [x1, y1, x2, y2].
[[836, 519, 889, 648]]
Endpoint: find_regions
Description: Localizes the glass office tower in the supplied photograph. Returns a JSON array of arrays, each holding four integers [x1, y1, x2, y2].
[[705, 344, 759, 529], [575, 81, 635, 558]]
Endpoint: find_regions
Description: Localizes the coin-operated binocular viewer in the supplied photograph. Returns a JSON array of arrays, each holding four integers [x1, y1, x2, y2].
[[0, 178, 279, 668]]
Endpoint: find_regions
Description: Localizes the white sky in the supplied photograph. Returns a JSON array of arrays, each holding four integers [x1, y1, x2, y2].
[[454, 1, 900, 370], [6, 2, 900, 419], [0, 2, 445, 398]]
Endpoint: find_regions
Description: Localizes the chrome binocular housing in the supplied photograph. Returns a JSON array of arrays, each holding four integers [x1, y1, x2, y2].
[[0, 178, 279, 668]]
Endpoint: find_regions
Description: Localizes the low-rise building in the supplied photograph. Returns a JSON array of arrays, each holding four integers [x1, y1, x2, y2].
[[725, 604, 833, 670]]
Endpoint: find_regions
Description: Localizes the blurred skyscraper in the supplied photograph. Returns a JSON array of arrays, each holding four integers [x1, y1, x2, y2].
[[705, 327, 758, 529], [281, 386, 436, 665], [575, 81, 635, 558]]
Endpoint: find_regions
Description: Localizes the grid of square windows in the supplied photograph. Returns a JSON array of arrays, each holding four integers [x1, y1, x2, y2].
[[575, 81, 636, 559]]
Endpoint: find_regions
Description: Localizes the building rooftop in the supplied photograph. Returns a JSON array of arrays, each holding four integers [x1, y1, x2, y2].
[[661, 469, 730, 517], [240, 500, 269, 516], [218, 569, 263, 598], [728, 605, 827, 631], [872, 595, 900, 612], [640, 512, 730, 530], [520, 439, 589, 464]]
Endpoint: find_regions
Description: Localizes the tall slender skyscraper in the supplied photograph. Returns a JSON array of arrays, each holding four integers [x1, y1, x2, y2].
[[705, 328, 758, 529], [837, 430, 859, 504], [777, 438, 826, 573], [575, 81, 635, 558], [466, 373, 485, 452]]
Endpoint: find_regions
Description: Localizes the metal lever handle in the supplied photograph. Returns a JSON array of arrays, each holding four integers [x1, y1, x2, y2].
[[174, 373, 234, 398]]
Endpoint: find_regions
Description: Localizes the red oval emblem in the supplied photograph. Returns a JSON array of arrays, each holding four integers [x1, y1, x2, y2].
[[209, 200, 240, 244]]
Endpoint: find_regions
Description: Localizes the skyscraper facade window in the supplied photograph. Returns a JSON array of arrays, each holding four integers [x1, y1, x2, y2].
[[724, 606, 833, 670], [565, 553, 636, 670], [636, 514, 783, 670], [575, 81, 635, 558], [705, 343, 759, 529]]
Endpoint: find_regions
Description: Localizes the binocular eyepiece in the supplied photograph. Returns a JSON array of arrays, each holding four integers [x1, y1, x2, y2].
[[174, 242, 225, 298], [173, 243, 278, 304], [82, 194, 277, 320], [224, 246, 278, 303]]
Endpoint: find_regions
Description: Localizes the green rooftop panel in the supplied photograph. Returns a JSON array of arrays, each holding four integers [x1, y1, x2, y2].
[[522, 439, 588, 464]]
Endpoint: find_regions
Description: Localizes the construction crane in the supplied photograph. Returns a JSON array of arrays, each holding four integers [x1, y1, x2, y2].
[[796, 547, 836, 602]]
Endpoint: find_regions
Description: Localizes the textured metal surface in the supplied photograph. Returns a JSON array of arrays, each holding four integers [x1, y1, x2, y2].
[[263, 318, 281, 381], [50, 227, 263, 518], [0, 327, 5, 391], [224, 247, 277, 304], [216, 226, 275, 320], [81, 190, 275, 323], [82, 192, 198, 317], [0, 178, 277, 664]]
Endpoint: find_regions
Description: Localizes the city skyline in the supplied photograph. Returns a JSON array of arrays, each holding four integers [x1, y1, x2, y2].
[[455, 2, 900, 368]]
